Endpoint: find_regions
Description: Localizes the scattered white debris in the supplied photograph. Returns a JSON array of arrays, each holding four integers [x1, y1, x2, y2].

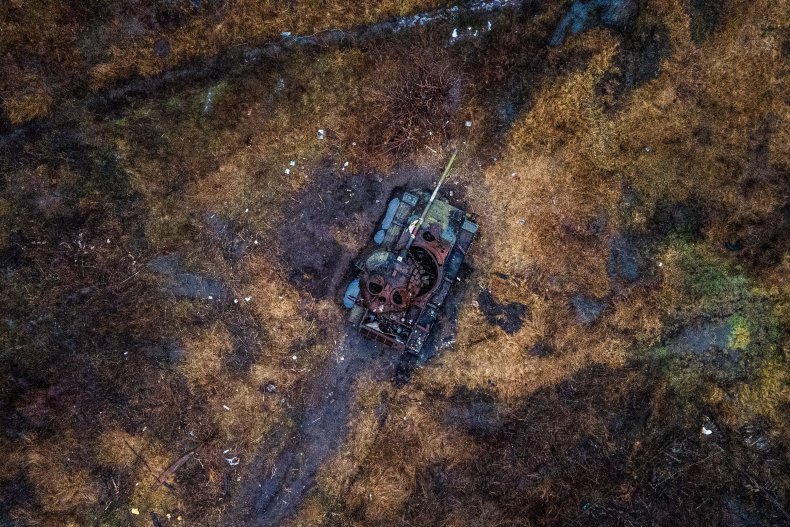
[[284, 168, 291, 175], [131, 508, 140, 515], [449, 190, 454, 196], [254, 240, 259, 245], [289, 160, 296, 166], [207, 295, 213, 300], [292, 355, 298, 361], [702, 426, 713, 435], [234, 298, 239, 304], [281, 31, 291, 37], [106, 238, 111, 243], [451, 28, 458, 38], [317, 129, 325, 140], [465, 120, 473, 127], [245, 208, 249, 213], [223, 404, 231, 411], [340, 356, 345, 361], [487, 20, 493, 31], [658, 262, 663, 267], [225, 457, 240, 466], [343, 161, 349, 167], [518, 218, 526, 225], [244, 296, 252, 302]]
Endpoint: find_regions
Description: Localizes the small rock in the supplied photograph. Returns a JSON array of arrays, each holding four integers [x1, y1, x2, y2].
[[131, 508, 140, 515]]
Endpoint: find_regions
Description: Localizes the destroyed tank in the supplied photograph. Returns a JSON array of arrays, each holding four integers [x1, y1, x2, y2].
[[344, 152, 478, 355]]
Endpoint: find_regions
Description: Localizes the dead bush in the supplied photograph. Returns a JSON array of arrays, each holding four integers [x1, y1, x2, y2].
[[360, 38, 463, 165]]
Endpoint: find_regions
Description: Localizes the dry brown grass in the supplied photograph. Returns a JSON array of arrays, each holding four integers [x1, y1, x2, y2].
[[358, 38, 463, 165], [3, 91, 53, 124], [1, 0, 787, 524]]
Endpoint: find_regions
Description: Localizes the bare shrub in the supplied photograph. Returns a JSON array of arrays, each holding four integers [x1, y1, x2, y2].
[[361, 38, 463, 164]]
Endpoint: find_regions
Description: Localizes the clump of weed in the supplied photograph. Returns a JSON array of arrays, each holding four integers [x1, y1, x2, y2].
[[360, 37, 463, 165]]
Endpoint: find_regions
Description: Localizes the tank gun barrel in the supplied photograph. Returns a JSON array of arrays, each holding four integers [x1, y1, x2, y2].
[[397, 150, 457, 262]]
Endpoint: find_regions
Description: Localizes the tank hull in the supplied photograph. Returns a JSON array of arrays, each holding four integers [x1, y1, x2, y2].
[[346, 188, 477, 355]]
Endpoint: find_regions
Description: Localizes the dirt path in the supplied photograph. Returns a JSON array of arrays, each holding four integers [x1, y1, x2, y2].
[[226, 331, 390, 526], [1, 0, 526, 149]]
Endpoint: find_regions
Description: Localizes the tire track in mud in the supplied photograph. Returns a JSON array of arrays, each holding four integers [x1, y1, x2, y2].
[[227, 331, 390, 526]]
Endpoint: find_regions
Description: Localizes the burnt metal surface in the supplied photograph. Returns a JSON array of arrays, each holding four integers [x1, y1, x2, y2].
[[347, 187, 477, 355]]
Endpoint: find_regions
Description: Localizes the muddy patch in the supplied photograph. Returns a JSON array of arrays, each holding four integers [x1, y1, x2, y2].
[[477, 289, 528, 334], [658, 317, 744, 376], [445, 386, 502, 438], [570, 293, 606, 325], [650, 197, 709, 240], [529, 340, 555, 358], [596, 23, 670, 113], [688, 0, 728, 45], [205, 213, 248, 262], [550, 0, 637, 46], [228, 331, 391, 527], [277, 163, 441, 299], [147, 252, 229, 300], [608, 232, 645, 285]]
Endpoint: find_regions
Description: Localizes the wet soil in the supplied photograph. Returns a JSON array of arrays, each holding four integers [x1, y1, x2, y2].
[[277, 163, 458, 301], [477, 289, 528, 335], [226, 331, 392, 527]]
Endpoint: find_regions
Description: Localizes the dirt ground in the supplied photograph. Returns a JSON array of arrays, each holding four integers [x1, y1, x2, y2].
[[1, 1, 788, 526]]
